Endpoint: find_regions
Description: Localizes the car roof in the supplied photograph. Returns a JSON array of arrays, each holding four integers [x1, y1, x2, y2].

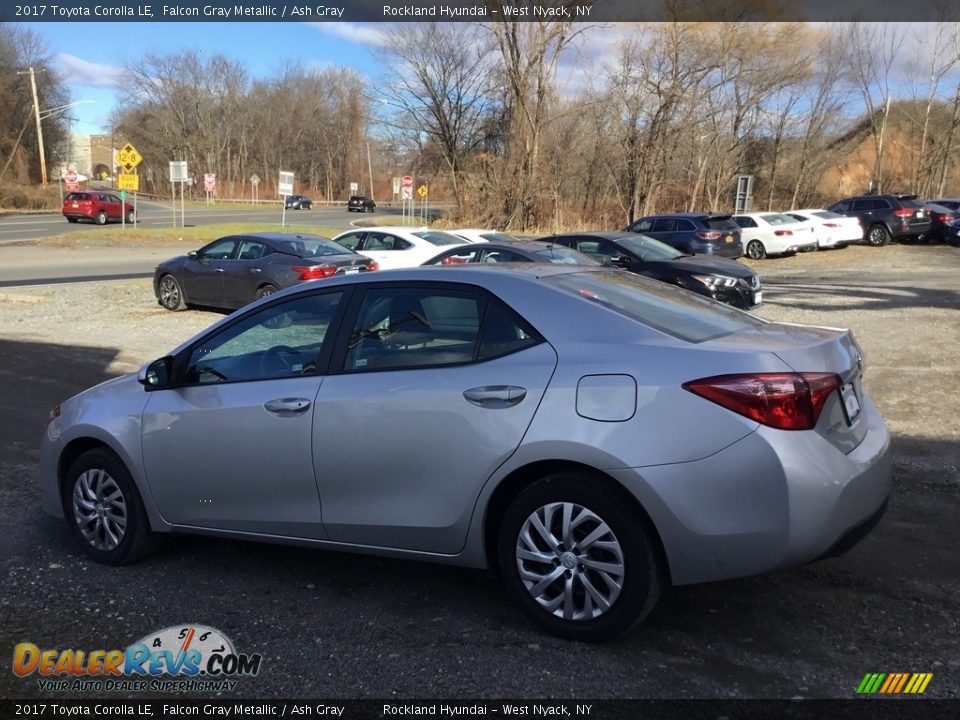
[[639, 212, 730, 219], [540, 231, 637, 241], [233, 232, 333, 243]]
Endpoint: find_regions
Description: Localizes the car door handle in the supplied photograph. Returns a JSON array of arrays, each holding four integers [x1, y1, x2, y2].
[[264, 398, 311, 416], [215, 268, 224, 273], [463, 385, 526, 408], [250, 268, 261, 273]]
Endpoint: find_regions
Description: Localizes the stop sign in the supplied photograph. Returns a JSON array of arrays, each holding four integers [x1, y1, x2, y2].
[[65, 170, 77, 183], [402, 175, 413, 189]]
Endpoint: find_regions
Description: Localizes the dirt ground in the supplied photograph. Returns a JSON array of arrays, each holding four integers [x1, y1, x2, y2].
[[0, 242, 957, 700]]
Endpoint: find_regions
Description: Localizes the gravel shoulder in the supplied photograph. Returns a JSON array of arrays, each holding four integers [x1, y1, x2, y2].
[[0, 243, 957, 700]]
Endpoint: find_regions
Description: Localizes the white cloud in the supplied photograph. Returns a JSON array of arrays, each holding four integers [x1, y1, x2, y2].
[[56, 53, 124, 88], [307, 22, 391, 47]]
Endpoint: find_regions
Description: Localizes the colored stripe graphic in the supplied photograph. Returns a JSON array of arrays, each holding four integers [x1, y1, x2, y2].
[[857, 672, 932, 694]]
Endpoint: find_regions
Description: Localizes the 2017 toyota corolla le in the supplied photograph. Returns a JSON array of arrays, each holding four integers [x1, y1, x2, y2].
[[40, 266, 891, 641]]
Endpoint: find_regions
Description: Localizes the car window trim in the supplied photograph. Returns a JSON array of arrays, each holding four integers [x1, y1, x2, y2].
[[169, 286, 355, 388]]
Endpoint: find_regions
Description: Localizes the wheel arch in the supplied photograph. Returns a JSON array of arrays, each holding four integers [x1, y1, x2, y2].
[[481, 459, 671, 585]]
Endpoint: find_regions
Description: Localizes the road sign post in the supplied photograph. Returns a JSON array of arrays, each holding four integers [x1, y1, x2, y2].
[[278, 171, 294, 227], [169, 161, 188, 228], [250, 174, 260, 205], [401, 175, 414, 224], [204, 173, 216, 205]]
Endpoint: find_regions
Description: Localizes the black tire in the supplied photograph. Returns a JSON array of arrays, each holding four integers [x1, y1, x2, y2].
[[867, 224, 891, 246], [157, 274, 187, 311], [497, 471, 663, 642], [255, 284, 278, 300], [95, 210, 108, 225], [66, 217, 78, 224], [745, 239, 767, 260], [62, 448, 159, 566], [126, 210, 135, 223]]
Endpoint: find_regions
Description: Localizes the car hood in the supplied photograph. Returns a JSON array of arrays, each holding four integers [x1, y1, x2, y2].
[[662, 255, 755, 279]]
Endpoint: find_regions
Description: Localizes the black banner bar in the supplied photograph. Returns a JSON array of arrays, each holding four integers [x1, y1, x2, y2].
[[3, 699, 959, 719], [3, 0, 960, 24]]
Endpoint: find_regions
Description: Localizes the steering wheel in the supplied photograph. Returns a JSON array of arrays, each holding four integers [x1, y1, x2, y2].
[[257, 345, 298, 378]]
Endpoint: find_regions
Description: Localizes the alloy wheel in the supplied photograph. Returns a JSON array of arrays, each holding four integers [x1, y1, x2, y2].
[[72, 469, 128, 552], [515, 501, 625, 621]]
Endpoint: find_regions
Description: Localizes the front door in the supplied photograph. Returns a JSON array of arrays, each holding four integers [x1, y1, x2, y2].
[[142, 290, 347, 538]]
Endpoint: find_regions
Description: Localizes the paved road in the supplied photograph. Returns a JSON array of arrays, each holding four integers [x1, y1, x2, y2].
[[0, 200, 378, 245]]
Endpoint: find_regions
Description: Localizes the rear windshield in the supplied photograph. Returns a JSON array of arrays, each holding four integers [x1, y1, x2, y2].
[[349, 196, 369, 202], [480, 232, 521, 242], [761, 214, 798, 225], [812, 211, 844, 220], [412, 230, 465, 246], [900, 198, 925, 209], [705, 216, 739, 231], [530, 246, 600, 265], [544, 270, 765, 343], [65, 192, 90, 201], [272, 235, 348, 258]]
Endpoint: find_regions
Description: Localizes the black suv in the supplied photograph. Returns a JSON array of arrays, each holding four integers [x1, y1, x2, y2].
[[827, 194, 931, 245], [284, 195, 312, 210], [347, 195, 376, 213], [625, 213, 743, 259]]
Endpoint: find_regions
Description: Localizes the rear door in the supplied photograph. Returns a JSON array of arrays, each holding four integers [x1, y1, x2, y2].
[[222, 238, 270, 307], [312, 282, 558, 553]]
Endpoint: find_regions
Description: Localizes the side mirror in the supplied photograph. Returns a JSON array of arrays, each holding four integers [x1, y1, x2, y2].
[[187, 250, 198, 259], [138, 357, 173, 390]]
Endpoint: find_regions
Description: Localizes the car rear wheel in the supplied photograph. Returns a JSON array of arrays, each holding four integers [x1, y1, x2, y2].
[[745, 239, 767, 259], [96, 210, 108, 225], [867, 224, 891, 246], [497, 472, 662, 642], [254, 284, 278, 300], [158, 274, 187, 311], [63, 448, 158, 565]]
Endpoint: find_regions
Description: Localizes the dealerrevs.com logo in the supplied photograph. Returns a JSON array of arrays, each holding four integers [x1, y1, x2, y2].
[[13, 624, 262, 693]]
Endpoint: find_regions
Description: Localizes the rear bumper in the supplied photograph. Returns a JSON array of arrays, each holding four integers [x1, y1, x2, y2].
[[611, 393, 891, 585]]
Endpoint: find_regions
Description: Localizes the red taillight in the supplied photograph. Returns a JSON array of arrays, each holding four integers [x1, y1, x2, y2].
[[292, 265, 337, 281], [695, 230, 722, 240], [933, 213, 948, 222], [823, 222, 840, 228], [367, 261, 379, 272], [773, 229, 793, 236], [682, 372, 841, 431], [892, 208, 914, 217]]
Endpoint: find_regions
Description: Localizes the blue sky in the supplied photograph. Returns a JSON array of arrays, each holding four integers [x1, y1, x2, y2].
[[28, 22, 387, 134]]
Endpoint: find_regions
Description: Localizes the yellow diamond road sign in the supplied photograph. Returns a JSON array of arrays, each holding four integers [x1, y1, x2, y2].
[[417, 184, 428, 198], [117, 143, 142, 173]]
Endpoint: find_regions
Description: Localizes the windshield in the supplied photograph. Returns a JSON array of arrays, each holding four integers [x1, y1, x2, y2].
[[614, 234, 685, 260], [272, 235, 349, 258], [530, 246, 601, 265], [413, 230, 466, 246], [544, 270, 764, 343]]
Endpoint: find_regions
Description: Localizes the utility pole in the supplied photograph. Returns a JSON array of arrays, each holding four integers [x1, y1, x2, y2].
[[20, 67, 48, 186]]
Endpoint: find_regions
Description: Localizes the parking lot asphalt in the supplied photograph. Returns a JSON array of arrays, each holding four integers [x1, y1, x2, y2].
[[0, 242, 957, 700]]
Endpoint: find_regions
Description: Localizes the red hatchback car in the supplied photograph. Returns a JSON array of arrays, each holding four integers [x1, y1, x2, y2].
[[62, 191, 135, 225]]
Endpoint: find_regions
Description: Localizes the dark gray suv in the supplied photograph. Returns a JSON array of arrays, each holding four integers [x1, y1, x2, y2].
[[827, 194, 931, 246], [625, 213, 743, 259]]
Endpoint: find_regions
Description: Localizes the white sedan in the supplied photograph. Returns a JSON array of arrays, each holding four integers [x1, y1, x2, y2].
[[733, 213, 818, 259], [449, 228, 516, 244], [331, 226, 468, 270], [786, 209, 864, 249]]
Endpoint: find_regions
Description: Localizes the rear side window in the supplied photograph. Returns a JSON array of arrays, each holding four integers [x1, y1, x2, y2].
[[545, 271, 765, 343], [675, 219, 696, 231], [651, 219, 676, 232], [734, 217, 756, 228]]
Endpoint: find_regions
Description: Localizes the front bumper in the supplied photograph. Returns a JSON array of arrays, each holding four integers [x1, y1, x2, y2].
[[611, 393, 891, 585]]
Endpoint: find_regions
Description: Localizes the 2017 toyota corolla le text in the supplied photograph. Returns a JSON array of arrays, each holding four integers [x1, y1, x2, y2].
[[40, 266, 891, 641]]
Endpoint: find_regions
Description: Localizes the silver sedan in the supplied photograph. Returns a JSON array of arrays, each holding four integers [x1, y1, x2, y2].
[[40, 266, 890, 641]]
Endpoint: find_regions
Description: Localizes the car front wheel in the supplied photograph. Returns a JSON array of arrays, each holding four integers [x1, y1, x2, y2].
[[158, 274, 187, 311], [95, 210, 108, 225], [63, 448, 158, 565], [745, 239, 767, 259], [126, 210, 135, 223], [497, 472, 662, 642]]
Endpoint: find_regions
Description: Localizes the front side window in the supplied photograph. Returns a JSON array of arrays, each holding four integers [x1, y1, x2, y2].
[[651, 218, 677, 232], [428, 248, 481, 265], [198, 237, 238, 260], [630, 219, 654, 233], [184, 292, 344, 384], [364, 233, 410, 251]]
